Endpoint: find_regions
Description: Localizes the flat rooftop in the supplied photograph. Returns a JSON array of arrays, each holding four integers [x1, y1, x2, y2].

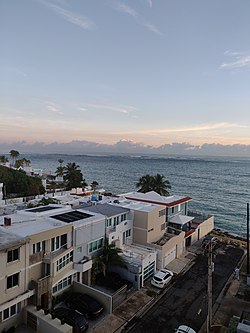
[[117, 191, 192, 207], [0, 228, 28, 250]]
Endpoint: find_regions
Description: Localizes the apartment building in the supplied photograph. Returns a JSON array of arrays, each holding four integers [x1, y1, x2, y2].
[[0, 223, 32, 332]]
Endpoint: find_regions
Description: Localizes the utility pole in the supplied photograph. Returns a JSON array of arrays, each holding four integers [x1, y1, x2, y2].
[[207, 240, 213, 333], [247, 203, 250, 286]]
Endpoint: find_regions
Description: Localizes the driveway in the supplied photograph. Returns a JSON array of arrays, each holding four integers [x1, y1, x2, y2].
[[126, 242, 244, 333]]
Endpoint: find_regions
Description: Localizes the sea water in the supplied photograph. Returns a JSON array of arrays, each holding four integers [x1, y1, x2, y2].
[[25, 153, 250, 237]]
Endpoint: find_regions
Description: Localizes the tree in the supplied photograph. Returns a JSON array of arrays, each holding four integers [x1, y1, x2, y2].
[[95, 240, 126, 278], [0, 166, 45, 198], [56, 166, 65, 178], [136, 174, 154, 193], [64, 162, 83, 190], [152, 173, 171, 196], [91, 181, 99, 193], [0, 155, 9, 164], [9, 150, 20, 166], [136, 173, 171, 196]]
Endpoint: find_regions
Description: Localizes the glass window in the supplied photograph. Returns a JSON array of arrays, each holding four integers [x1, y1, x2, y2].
[[3, 308, 9, 320], [7, 248, 19, 262], [7, 273, 19, 289], [88, 238, 104, 254]]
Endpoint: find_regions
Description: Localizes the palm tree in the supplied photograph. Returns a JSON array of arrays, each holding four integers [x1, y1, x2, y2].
[[136, 173, 171, 196], [0, 155, 9, 164], [56, 165, 65, 178], [91, 181, 99, 193], [96, 240, 126, 278], [64, 162, 83, 190], [9, 150, 20, 167], [136, 174, 154, 193], [152, 173, 171, 196]]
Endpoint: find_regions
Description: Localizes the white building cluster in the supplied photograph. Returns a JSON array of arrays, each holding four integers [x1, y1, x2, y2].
[[0, 190, 214, 332]]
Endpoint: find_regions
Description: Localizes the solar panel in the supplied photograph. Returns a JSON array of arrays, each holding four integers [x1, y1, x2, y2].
[[51, 210, 93, 223]]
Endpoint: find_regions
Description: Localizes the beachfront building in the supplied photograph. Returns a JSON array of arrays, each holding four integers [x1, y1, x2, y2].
[[116, 191, 214, 247], [0, 226, 32, 333], [0, 204, 108, 328]]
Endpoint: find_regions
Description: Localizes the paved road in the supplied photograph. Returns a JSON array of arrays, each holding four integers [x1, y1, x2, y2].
[[127, 243, 244, 333]]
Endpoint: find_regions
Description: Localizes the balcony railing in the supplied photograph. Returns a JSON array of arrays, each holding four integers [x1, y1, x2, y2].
[[43, 246, 73, 263], [74, 257, 92, 272], [29, 251, 44, 265]]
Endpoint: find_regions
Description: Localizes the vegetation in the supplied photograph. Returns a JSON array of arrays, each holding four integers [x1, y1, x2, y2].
[[91, 181, 99, 193], [9, 149, 20, 166], [64, 162, 85, 190], [56, 159, 65, 178], [0, 166, 45, 198], [15, 158, 31, 168], [94, 240, 126, 278], [0, 155, 9, 163], [136, 173, 171, 196]]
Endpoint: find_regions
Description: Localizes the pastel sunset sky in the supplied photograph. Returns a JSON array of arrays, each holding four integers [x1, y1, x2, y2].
[[1, 0, 250, 150]]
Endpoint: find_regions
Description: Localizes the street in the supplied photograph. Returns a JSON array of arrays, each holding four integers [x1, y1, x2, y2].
[[127, 243, 244, 333]]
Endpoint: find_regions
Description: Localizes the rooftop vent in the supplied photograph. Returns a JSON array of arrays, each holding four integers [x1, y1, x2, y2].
[[4, 217, 11, 226]]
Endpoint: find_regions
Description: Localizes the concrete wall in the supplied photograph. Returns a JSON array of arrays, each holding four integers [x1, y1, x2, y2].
[[191, 216, 214, 244], [133, 206, 166, 245], [73, 218, 105, 262], [0, 242, 28, 304], [26, 306, 72, 333], [152, 231, 185, 270], [73, 281, 112, 314]]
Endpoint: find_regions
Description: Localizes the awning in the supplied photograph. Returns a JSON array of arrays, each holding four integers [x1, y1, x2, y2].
[[169, 214, 194, 226]]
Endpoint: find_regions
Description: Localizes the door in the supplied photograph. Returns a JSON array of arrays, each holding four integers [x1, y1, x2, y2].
[[164, 246, 176, 266]]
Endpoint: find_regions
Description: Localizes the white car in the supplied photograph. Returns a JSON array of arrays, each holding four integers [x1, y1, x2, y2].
[[151, 269, 173, 288], [175, 325, 196, 333]]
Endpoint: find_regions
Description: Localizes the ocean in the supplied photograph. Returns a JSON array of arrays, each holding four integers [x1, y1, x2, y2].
[[25, 153, 250, 237]]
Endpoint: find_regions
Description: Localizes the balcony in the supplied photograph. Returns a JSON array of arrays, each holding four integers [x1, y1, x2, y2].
[[29, 251, 44, 265], [74, 257, 92, 272], [37, 275, 51, 295], [43, 246, 73, 264]]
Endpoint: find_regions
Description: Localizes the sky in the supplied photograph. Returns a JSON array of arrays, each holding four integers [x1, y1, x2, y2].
[[1, 0, 250, 155]]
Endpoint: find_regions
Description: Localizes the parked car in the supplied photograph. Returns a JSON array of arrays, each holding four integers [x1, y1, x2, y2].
[[175, 325, 196, 333], [151, 269, 173, 288], [53, 307, 88, 332], [66, 293, 104, 318]]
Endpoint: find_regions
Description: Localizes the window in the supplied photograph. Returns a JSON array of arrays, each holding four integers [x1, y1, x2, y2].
[[56, 251, 73, 272], [171, 207, 175, 214], [3, 302, 21, 321], [159, 209, 166, 217], [7, 248, 19, 263], [88, 238, 104, 254], [51, 234, 67, 251], [32, 241, 46, 254], [7, 273, 19, 289], [123, 229, 131, 244], [76, 246, 82, 253], [52, 276, 72, 294], [106, 218, 112, 227], [121, 213, 127, 222]]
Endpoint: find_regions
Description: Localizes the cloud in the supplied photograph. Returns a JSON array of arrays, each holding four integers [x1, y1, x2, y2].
[[220, 51, 250, 70], [38, 0, 96, 30], [2, 140, 250, 157], [115, 122, 248, 136], [46, 102, 62, 114], [80, 103, 136, 114], [146, 0, 153, 8], [116, 3, 137, 17], [112, 1, 162, 35]]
